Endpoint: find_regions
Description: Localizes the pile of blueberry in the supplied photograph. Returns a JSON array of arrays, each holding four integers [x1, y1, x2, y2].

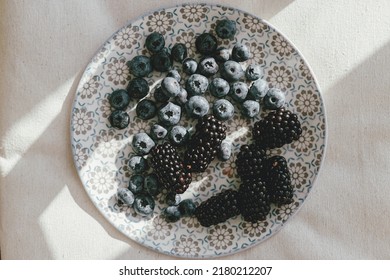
[[109, 19, 287, 222]]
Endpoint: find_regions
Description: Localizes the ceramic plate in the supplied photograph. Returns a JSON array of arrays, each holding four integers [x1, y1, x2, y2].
[[70, 3, 326, 258]]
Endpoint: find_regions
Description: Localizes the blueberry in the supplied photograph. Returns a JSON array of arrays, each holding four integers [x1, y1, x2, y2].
[[182, 58, 198, 75], [136, 99, 157, 120], [116, 188, 135, 207], [213, 99, 234, 121], [176, 87, 188, 105], [128, 174, 144, 194], [145, 32, 165, 53], [214, 47, 230, 63], [165, 192, 181, 206], [245, 64, 263, 81], [150, 123, 168, 140], [166, 69, 181, 82], [197, 57, 219, 77], [185, 74, 209, 95], [128, 55, 152, 77], [144, 173, 161, 196], [229, 81, 249, 103], [133, 194, 155, 216], [151, 48, 172, 72], [220, 60, 244, 82], [162, 206, 181, 222], [127, 77, 150, 99], [158, 102, 182, 126], [153, 86, 170, 103], [161, 77, 181, 98], [169, 125, 189, 146], [132, 132, 155, 155], [209, 77, 230, 98], [241, 100, 260, 118], [216, 19, 237, 39], [195, 32, 218, 55], [178, 199, 196, 217], [109, 89, 130, 110], [109, 110, 130, 129], [128, 155, 149, 173], [231, 43, 251, 62], [185, 95, 209, 119], [171, 43, 188, 62], [248, 79, 269, 100], [217, 139, 232, 161], [264, 88, 286, 109]]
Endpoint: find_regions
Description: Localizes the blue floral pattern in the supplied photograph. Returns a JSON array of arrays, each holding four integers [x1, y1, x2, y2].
[[70, 4, 326, 258]]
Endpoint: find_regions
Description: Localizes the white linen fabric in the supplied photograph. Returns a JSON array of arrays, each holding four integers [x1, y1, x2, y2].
[[1, 0, 390, 259]]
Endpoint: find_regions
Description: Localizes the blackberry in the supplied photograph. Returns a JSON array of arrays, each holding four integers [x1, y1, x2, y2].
[[184, 115, 227, 173], [195, 189, 240, 227], [238, 178, 270, 222], [149, 142, 192, 194], [252, 108, 302, 149], [235, 144, 267, 181], [265, 155, 294, 205]]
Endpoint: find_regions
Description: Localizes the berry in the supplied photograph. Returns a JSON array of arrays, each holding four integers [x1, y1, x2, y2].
[[213, 99, 234, 121], [153, 86, 170, 103], [128, 55, 152, 77], [161, 77, 181, 98], [178, 199, 196, 217], [231, 43, 250, 62], [171, 43, 188, 62], [151, 48, 172, 72], [150, 123, 168, 141], [176, 87, 188, 105], [184, 115, 227, 173], [169, 125, 189, 146], [150, 142, 192, 194], [133, 194, 155, 216], [241, 100, 260, 118], [213, 47, 230, 63], [145, 32, 165, 53], [248, 79, 269, 100], [264, 88, 286, 110], [195, 189, 240, 227], [252, 108, 302, 149], [220, 60, 244, 82], [109, 110, 130, 129], [215, 19, 236, 39], [162, 206, 182, 222], [136, 99, 157, 120], [127, 77, 150, 99], [197, 57, 219, 77], [182, 58, 198, 75], [195, 33, 218, 55], [128, 155, 149, 173], [235, 144, 267, 181], [158, 102, 181, 126], [132, 132, 156, 155], [166, 69, 181, 82], [128, 174, 144, 194], [265, 156, 294, 205], [238, 178, 270, 222], [144, 173, 161, 196], [217, 139, 232, 161], [109, 89, 130, 110], [185, 74, 209, 96], [209, 77, 230, 98], [245, 64, 262, 81], [185, 95, 210, 119], [229, 81, 248, 103], [116, 188, 135, 207], [165, 192, 181, 206]]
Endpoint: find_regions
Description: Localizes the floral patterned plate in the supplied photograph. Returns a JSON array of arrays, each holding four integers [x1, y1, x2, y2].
[[70, 3, 326, 258]]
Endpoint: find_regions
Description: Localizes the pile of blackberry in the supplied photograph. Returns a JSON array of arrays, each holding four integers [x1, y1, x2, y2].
[[108, 17, 304, 226]]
